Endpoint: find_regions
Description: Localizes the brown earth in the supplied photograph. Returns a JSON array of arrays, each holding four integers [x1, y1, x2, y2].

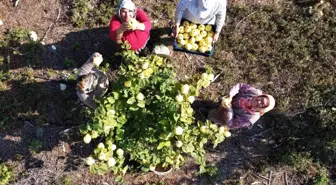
[[0, 0, 317, 185]]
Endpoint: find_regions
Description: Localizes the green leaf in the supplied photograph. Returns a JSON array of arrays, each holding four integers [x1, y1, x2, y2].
[[155, 95, 161, 100], [137, 102, 145, 108], [157, 142, 165, 150], [127, 97, 136, 104], [107, 97, 115, 104], [112, 92, 119, 99], [115, 176, 123, 182]]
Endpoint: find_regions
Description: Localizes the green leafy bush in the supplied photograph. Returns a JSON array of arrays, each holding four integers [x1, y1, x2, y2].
[[0, 163, 14, 185], [80, 47, 231, 175]]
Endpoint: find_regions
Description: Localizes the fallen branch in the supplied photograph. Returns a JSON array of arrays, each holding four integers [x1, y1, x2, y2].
[[235, 11, 257, 29], [184, 52, 192, 63], [41, 7, 61, 42], [255, 173, 270, 181], [284, 172, 288, 185], [269, 171, 272, 185]]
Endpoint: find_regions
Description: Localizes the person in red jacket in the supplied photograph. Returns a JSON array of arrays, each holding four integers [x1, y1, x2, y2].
[[109, 0, 152, 52]]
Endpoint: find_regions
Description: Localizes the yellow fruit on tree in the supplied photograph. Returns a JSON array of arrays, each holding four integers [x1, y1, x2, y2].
[[183, 33, 190, 39], [205, 24, 212, 32], [185, 43, 193, 51], [182, 21, 190, 27], [198, 46, 207, 53], [178, 26, 184, 34], [200, 30, 207, 37]]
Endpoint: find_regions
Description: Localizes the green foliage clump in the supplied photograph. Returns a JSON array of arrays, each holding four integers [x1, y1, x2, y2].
[[0, 163, 14, 185], [0, 28, 29, 47], [80, 46, 230, 176], [312, 167, 330, 185]]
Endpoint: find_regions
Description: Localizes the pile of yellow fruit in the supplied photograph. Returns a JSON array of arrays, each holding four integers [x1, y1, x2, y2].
[[176, 20, 214, 53]]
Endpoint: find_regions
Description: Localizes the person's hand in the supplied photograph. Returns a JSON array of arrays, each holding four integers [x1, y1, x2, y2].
[[213, 32, 220, 43], [92, 52, 103, 67], [171, 24, 179, 38], [128, 18, 138, 30], [221, 96, 232, 108]]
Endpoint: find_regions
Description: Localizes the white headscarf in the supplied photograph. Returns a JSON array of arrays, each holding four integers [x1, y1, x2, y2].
[[198, 0, 216, 19], [117, 0, 137, 22], [262, 94, 276, 114]]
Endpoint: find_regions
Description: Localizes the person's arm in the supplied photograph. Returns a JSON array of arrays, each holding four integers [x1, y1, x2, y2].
[[109, 16, 127, 43], [135, 8, 152, 32], [213, 0, 227, 42], [225, 107, 256, 129], [173, 0, 187, 37]]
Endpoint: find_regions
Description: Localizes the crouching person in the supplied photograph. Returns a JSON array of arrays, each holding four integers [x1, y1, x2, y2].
[[76, 53, 109, 109], [208, 83, 275, 129]]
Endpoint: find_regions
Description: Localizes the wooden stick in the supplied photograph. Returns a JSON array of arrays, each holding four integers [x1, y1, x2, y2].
[[284, 172, 288, 185], [41, 7, 61, 42], [269, 171, 272, 185]]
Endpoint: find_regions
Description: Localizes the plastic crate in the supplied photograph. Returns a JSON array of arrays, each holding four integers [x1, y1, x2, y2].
[[173, 19, 216, 57]]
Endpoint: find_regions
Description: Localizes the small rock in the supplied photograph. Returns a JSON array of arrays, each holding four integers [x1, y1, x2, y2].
[[51, 45, 57, 50], [0, 20, 3, 26], [60, 83, 66, 90], [29, 31, 38, 41], [40, 41, 45, 45], [153, 44, 170, 56]]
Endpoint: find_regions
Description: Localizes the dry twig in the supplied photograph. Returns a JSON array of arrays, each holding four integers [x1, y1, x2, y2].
[[41, 7, 61, 42], [284, 172, 288, 185]]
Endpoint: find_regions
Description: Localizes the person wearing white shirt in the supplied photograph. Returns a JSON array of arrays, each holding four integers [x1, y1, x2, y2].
[[172, 0, 227, 43]]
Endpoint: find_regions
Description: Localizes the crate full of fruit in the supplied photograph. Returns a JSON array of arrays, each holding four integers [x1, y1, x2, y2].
[[173, 20, 215, 57]]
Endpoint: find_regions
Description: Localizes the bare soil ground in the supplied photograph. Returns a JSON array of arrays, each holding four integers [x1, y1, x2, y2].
[[1, 0, 334, 185]]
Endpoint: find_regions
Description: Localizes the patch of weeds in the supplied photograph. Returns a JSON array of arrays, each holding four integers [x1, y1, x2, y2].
[[64, 57, 76, 68], [152, 1, 176, 20], [28, 138, 42, 153], [0, 28, 29, 47], [46, 68, 58, 78], [72, 41, 81, 51], [199, 164, 219, 184], [312, 167, 330, 185], [70, 0, 117, 28], [0, 163, 14, 185], [60, 175, 71, 185], [0, 70, 9, 91]]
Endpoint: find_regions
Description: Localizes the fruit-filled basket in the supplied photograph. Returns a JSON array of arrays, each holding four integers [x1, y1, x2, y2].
[[173, 19, 215, 57]]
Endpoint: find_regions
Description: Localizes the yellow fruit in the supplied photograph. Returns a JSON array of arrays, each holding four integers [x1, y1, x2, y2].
[[205, 36, 213, 44], [188, 37, 196, 44], [184, 26, 191, 33], [192, 43, 198, 51], [178, 26, 184, 34], [200, 30, 207, 37], [190, 29, 198, 37], [178, 33, 184, 40], [205, 24, 212, 32], [195, 34, 203, 42], [177, 39, 186, 45], [198, 24, 205, 31], [185, 43, 193, 51], [183, 33, 190, 39], [207, 31, 214, 38], [182, 21, 189, 27], [205, 44, 213, 52], [198, 46, 206, 53], [128, 19, 138, 30], [124, 81, 131, 87], [198, 40, 206, 47], [190, 23, 197, 29]]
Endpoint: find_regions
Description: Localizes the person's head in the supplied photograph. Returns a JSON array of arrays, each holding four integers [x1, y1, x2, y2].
[[251, 94, 275, 114], [117, 0, 136, 22]]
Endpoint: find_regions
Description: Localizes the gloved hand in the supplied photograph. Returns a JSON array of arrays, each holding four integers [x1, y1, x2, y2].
[[92, 52, 103, 67]]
